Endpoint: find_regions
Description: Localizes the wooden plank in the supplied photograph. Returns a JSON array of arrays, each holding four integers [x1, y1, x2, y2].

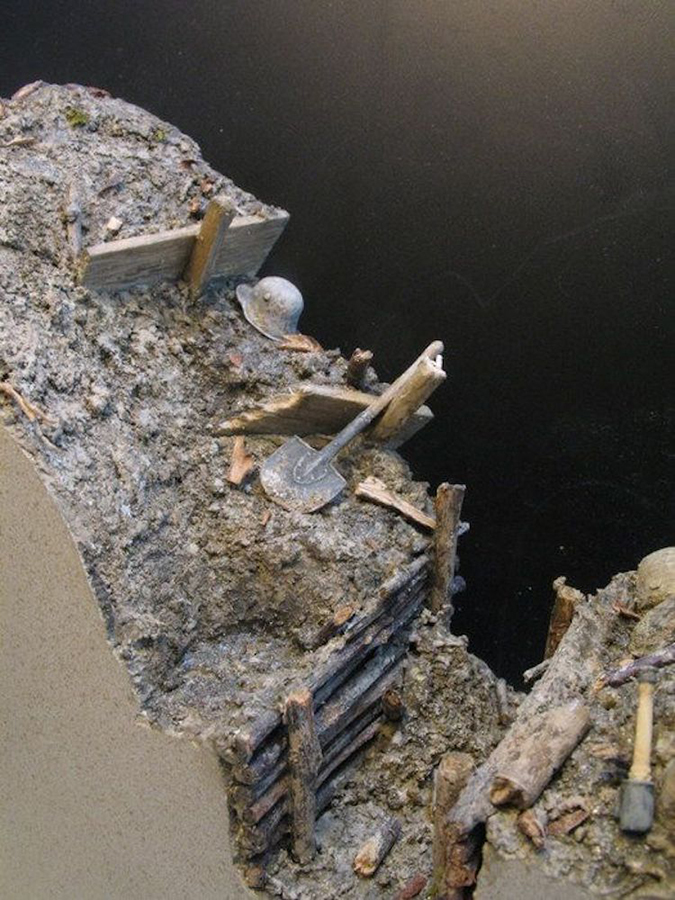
[[185, 195, 237, 297], [216, 384, 433, 449], [80, 210, 289, 291]]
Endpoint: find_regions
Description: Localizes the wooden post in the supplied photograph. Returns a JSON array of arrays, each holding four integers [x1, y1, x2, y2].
[[346, 348, 373, 388], [430, 483, 466, 615], [544, 576, 585, 659], [185, 195, 236, 298], [284, 687, 323, 863], [432, 752, 474, 897], [370, 353, 446, 444]]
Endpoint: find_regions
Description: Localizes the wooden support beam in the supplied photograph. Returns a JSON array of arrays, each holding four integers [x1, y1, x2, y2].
[[217, 383, 433, 449], [284, 688, 322, 863], [185, 195, 236, 297], [430, 483, 466, 615], [80, 210, 289, 291], [370, 352, 446, 444]]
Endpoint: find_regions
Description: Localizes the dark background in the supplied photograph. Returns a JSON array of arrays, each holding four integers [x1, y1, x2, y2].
[[2, 0, 673, 683]]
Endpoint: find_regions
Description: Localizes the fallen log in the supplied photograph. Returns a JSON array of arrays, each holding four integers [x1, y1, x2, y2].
[[353, 816, 402, 877], [284, 688, 322, 863]]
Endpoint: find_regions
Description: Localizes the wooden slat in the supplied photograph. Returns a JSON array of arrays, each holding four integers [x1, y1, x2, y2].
[[80, 210, 289, 291], [216, 384, 433, 449], [185, 195, 237, 298]]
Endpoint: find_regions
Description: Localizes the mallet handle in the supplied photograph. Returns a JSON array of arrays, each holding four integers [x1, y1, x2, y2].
[[629, 672, 655, 783]]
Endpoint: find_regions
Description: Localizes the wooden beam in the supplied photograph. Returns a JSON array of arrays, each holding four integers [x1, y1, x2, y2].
[[80, 210, 289, 291], [284, 688, 322, 864], [430, 483, 466, 615], [185, 195, 236, 297], [216, 383, 433, 449]]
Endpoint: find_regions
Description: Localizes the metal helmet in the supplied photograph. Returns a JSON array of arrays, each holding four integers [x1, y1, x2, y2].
[[235, 277, 304, 341]]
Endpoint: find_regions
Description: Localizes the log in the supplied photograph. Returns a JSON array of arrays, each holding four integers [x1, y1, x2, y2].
[[430, 483, 466, 615], [353, 817, 402, 877], [436, 587, 618, 894], [599, 642, 675, 688], [432, 752, 474, 896], [544, 576, 585, 658], [488, 701, 591, 808], [346, 348, 373, 388], [80, 211, 288, 290], [284, 688, 322, 863], [355, 477, 436, 531], [217, 383, 433, 449], [185, 194, 236, 297], [370, 353, 446, 444]]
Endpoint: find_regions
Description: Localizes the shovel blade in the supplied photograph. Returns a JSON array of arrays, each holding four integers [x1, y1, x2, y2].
[[260, 436, 347, 512]]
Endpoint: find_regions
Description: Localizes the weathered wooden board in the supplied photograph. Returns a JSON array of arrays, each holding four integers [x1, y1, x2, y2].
[[80, 210, 289, 291], [217, 384, 433, 449]]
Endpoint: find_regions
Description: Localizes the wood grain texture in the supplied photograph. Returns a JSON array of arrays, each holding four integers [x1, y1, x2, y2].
[[370, 353, 446, 443], [283, 688, 322, 863], [216, 383, 433, 449], [80, 210, 289, 291], [185, 195, 236, 297]]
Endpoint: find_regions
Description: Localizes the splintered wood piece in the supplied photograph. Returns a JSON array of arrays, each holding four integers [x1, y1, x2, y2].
[[430, 483, 466, 614], [370, 351, 445, 444], [353, 817, 401, 877], [599, 643, 675, 688], [277, 333, 323, 352], [432, 752, 475, 895], [548, 806, 589, 836], [355, 477, 435, 530], [346, 348, 373, 388], [284, 688, 322, 863], [518, 808, 548, 848], [488, 702, 591, 809], [544, 576, 585, 658], [0, 381, 53, 424], [80, 211, 288, 290], [226, 436, 255, 485], [185, 195, 236, 297], [217, 383, 433, 448]]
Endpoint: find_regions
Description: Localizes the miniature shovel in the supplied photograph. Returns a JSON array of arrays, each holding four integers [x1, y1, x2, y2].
[[260, 341, 444, 512]]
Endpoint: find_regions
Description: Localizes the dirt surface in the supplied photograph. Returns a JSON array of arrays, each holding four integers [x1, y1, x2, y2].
[[0, 83, 433, 746]]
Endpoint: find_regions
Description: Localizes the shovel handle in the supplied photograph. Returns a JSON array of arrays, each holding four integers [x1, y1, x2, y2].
[[630, 669, 656, 783], [307, 341, 444, 470]]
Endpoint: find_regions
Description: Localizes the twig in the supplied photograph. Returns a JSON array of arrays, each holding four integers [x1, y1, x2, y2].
[[522, 659, 550, 684], [355, 477, 435, 530], [353, 816, 401, 877], [0, 381, 53, 424], [0, 136, 36, 148], [598, 643, 675, 689], [226, 436, 255, 485], [430, 483, 466, 615], [346, 348, 373, 388], [277, 333, 323, 352]]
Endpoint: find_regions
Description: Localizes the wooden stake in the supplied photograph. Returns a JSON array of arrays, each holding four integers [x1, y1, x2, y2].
[[284, 688, 322, 863], [185, 195, 236, 297], [430, 483, 466, 615], [544, 576, 585, 658], [432, 752, 474, 896], [353, 817, 401, 877], [346, 348, 373, 388], [370, 353, 446, 444]]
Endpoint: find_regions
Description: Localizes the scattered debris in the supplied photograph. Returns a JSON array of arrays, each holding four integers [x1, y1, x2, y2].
[[518, 808, 547, 848], [353, 816, 401, 877], [548, 804, 589, 836], [598, 642, 675, 688], [355, 476, 435, 530], [430, 482, 465, 614], [612, 600, 641, 620], [346, 348, 373, 388], [226, 436, 255, 485], [277, 333, 323, 352]]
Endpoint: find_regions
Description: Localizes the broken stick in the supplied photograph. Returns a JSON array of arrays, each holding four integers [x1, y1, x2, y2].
[[430, 483, 466, 615], [599, 642, 675, 689], [370, 351, 445, 444], [185, 195, 236, 298], [544, 576, 585, 658], [346, 348, 373, 388], [353, 816, 401, 877], [489, 701, 591, 808], [355, 477, 435, 530], [284, 688, 323, 863], [226, 436, 255, 485]]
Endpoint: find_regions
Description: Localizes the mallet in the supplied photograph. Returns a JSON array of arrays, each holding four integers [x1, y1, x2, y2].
[[619, 667, 657, 834]]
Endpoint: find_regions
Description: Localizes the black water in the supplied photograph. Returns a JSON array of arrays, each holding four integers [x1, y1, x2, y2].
[[2, 0, 673, 683]]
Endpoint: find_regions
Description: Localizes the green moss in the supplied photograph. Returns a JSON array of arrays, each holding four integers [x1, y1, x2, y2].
[[151, 127, 167, 143], [64, 106, 90, 128]]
